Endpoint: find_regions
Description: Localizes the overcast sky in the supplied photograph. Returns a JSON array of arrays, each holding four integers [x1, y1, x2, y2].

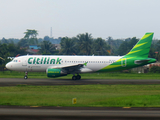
[[0, 0, 160, 39]]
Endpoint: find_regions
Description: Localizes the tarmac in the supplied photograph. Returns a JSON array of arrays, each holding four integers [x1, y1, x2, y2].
[[0, 78, 160, 86], [1, 106, 160, 120], [1, 78, 160, 119]]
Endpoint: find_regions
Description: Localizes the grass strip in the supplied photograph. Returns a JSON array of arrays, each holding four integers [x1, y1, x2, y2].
[[0, 85, 160, 107], [0, 71, 160, 79]]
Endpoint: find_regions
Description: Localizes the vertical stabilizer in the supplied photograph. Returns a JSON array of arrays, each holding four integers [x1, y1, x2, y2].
[[124, 33, 154, 58]]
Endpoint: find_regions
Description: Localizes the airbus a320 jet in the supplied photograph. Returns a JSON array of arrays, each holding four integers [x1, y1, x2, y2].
[[6, 33, 156, 80]]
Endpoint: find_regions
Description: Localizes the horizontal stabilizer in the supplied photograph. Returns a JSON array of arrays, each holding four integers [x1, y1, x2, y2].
[[134, 59, 152, 64]]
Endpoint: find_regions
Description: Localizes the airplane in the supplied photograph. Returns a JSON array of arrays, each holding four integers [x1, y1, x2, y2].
[[6, 33, 156, 80]]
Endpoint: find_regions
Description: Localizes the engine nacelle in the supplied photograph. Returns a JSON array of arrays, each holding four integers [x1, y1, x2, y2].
[[46, 68, 67, 78]]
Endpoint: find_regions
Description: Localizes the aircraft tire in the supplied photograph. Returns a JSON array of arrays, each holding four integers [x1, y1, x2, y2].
[[72, 76, 77, 80], [24, 76, 28, 79], [77, 75, 81, 80]]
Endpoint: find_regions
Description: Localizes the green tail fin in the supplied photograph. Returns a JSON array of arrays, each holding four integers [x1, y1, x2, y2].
[[124, 32, 154, 58]]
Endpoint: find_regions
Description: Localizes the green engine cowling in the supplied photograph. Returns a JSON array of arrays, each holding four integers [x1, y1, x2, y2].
[[46, 68, 67, 78]]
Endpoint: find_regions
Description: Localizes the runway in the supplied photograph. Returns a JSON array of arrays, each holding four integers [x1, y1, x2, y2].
[[0, 78, 160, 86], [0, 106, 160, 119]]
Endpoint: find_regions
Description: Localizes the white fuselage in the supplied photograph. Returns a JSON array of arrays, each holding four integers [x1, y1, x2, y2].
[[6, 55, 122, 73]]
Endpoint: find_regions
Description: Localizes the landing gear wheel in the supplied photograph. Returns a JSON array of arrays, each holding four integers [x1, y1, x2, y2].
[[77, 75, 81, 80], [24, 76, 28, 79], [72, 76, 77, 80], [24, 71, 28, 80]]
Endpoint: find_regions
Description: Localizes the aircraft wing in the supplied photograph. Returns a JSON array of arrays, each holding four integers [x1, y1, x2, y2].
[[47, 63, 87, 73], [48, 64, 83, 69]]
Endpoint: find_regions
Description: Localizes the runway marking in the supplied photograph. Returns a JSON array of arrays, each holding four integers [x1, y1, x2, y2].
[[30, 106, 41, 107]]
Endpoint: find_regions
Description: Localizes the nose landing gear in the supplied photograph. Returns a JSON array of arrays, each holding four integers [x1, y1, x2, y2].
[[24, 72, 28, 79]]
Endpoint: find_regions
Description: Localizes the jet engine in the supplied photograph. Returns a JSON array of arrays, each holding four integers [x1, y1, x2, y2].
[[46, 68, 67, 77]]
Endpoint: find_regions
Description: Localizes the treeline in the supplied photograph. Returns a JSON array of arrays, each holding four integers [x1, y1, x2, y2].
[[59, 34, 160, 59], [106, 37, 139, 56], [0, 43, 26, 65], [60, 33, 110, 55]]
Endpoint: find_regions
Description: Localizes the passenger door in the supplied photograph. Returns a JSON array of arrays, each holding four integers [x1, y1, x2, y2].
[[121, 58, 127, 67], [22, 57, 27, 66]]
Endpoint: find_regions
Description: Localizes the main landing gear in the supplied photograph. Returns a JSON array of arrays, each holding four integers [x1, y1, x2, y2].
[[72, 74, 81, 80], [24, 72, 28, 79]]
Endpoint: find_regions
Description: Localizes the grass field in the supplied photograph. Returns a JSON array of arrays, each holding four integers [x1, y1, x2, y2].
[[1, 71, 160, 107], [0, 85, 160, 107], [0, 71, 160, 79]]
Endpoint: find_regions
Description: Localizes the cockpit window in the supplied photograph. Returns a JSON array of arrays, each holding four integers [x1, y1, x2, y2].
[[13, 59, 18, 62]]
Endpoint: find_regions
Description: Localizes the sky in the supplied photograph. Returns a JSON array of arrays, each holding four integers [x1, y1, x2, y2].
[[0, 0, 160, 39]]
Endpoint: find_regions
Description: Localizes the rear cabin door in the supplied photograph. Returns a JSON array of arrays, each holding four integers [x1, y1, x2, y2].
[[121, 58, 127, 67]]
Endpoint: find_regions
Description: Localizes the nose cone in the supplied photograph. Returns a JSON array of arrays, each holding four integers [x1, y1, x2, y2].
[[5, 62, 11, 70]]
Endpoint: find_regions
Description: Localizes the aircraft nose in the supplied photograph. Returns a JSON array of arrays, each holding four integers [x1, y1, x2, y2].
[[5, 62, 11, 70]]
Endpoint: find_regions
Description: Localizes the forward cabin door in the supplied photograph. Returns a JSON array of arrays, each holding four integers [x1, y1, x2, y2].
[[121, 58, 127, 67], [22, 57, 27, 66]]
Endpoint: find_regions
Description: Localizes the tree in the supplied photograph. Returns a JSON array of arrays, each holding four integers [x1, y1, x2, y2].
[[1, 37, 8, 44], [151, 40, 160, 61], [128, 37, 138, 49], [24, 29, 38, 39], [117, 37, 139, 56], [8, 43, 27, 57], [60, 37, 76, 55], [92, 38, 110, 55], [77, 33, 93, 55], [0, 43, 26, 68], [117, 41, 129, 55], [18, 38, 29, 47], [155, 40, 160, 52], [24, 29, 38, 45], [0, 43, 10, 58], [39, 41, 57, 55], [44, 36, 50, 41], [106, 36, 113, 46], [149, 44, 156, 59]]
